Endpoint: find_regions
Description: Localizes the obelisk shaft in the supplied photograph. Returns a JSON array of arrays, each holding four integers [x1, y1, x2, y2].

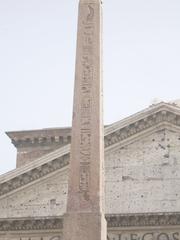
[[63, 0, 106, 239]]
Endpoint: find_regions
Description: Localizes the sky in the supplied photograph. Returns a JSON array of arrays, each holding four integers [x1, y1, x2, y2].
[[0, 0, 180, 175]]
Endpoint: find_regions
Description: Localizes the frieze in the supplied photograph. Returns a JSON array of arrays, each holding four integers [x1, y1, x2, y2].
[[106, 213, 180, 228], [0, 213, 180, 232], [0, 217, 63, 231], [11, 135, 71, 148]]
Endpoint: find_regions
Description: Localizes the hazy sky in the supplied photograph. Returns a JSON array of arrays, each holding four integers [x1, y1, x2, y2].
[[0, 0, 180, 174]]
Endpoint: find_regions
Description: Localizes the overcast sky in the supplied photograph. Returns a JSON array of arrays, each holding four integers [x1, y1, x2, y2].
[[0, 0, 180, 175]]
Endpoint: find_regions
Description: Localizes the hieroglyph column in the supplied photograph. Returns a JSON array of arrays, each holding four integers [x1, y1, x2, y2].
[[63, 0, 107, 240]]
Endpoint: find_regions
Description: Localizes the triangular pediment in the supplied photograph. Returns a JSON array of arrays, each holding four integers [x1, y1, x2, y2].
[[0, 144, 70, 198], [105, 102, 180, 149], [1, 102, 180, 197], [0, 167, 68, 219]]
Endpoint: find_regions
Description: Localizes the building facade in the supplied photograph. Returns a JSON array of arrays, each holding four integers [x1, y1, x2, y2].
[[0, 102, 180, 239]]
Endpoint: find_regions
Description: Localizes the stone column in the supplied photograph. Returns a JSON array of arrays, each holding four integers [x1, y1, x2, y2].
[[63, 0, 107, 239]]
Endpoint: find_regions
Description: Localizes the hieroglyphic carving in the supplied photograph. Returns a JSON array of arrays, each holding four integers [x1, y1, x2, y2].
[[87, 4, 94, 22], [79, 4, 95, 199]]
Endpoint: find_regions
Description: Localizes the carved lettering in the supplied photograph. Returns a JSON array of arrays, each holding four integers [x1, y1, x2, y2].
[[107, 232, 180, 240], [80, 149, 91, 162], [80, 131, 91, 145], [17, 237, 61, 240], [79, 165, 90, 192], [81, 116, 91, 129], [131, 234, 138, 240], [79, 3, 95, 198], [158, 233, 170, 240], [173, 233, 180, 240], [87, 4, 94, 22], [81, 84, 91, 94], [142, 233, 153, 240]]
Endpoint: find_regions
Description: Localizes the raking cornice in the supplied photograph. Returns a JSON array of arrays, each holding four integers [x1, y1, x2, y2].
[[1, 102, 180, 197], [0, 144, 70, 197], [104, 104, 180, 149]]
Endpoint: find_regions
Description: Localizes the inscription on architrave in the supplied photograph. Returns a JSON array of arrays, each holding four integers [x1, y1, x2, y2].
[[108, 231, 180, 240], [0, 236, 61, 240]]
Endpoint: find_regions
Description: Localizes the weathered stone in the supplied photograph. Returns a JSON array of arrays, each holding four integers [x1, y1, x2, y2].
[[63, 0, 106, 239], [1, 0, 180, 238], [6, 128, 71, 167]]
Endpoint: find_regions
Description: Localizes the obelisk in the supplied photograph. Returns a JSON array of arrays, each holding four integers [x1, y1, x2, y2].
[[63, 0, 106, 239]]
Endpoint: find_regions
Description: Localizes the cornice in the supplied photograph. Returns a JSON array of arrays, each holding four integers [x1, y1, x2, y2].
[[106, 212, 180, 228], [0, 145, 70, 197], [0, 144, 70, 183], [0, 213, 180, 231], [1, 104, 180, 197], [105, 102, 180, 135], [6, 128, 71, 148], [104, 109, 180, 148], [0, 154, 69, 197]]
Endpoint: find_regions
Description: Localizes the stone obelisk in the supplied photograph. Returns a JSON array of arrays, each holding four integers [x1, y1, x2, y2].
[[63, 0, 106, 239]]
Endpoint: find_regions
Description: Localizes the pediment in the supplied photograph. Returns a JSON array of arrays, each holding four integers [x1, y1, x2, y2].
[[105, 102, 180, 149], [1, 102, 180, 197], [105, 126, 180, 214], [0, 145, 70, 198], [106, 121, 180, 151], [0, 168, 68, 218]]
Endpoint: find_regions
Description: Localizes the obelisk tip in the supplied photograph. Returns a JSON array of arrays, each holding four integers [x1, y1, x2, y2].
[[79, 0, 102, 4]]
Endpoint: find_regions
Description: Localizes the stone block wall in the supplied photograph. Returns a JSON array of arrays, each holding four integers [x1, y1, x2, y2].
[[105, 129, 180, 214], [0, 170, 68, 218], [1, 128, 180, 219]]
